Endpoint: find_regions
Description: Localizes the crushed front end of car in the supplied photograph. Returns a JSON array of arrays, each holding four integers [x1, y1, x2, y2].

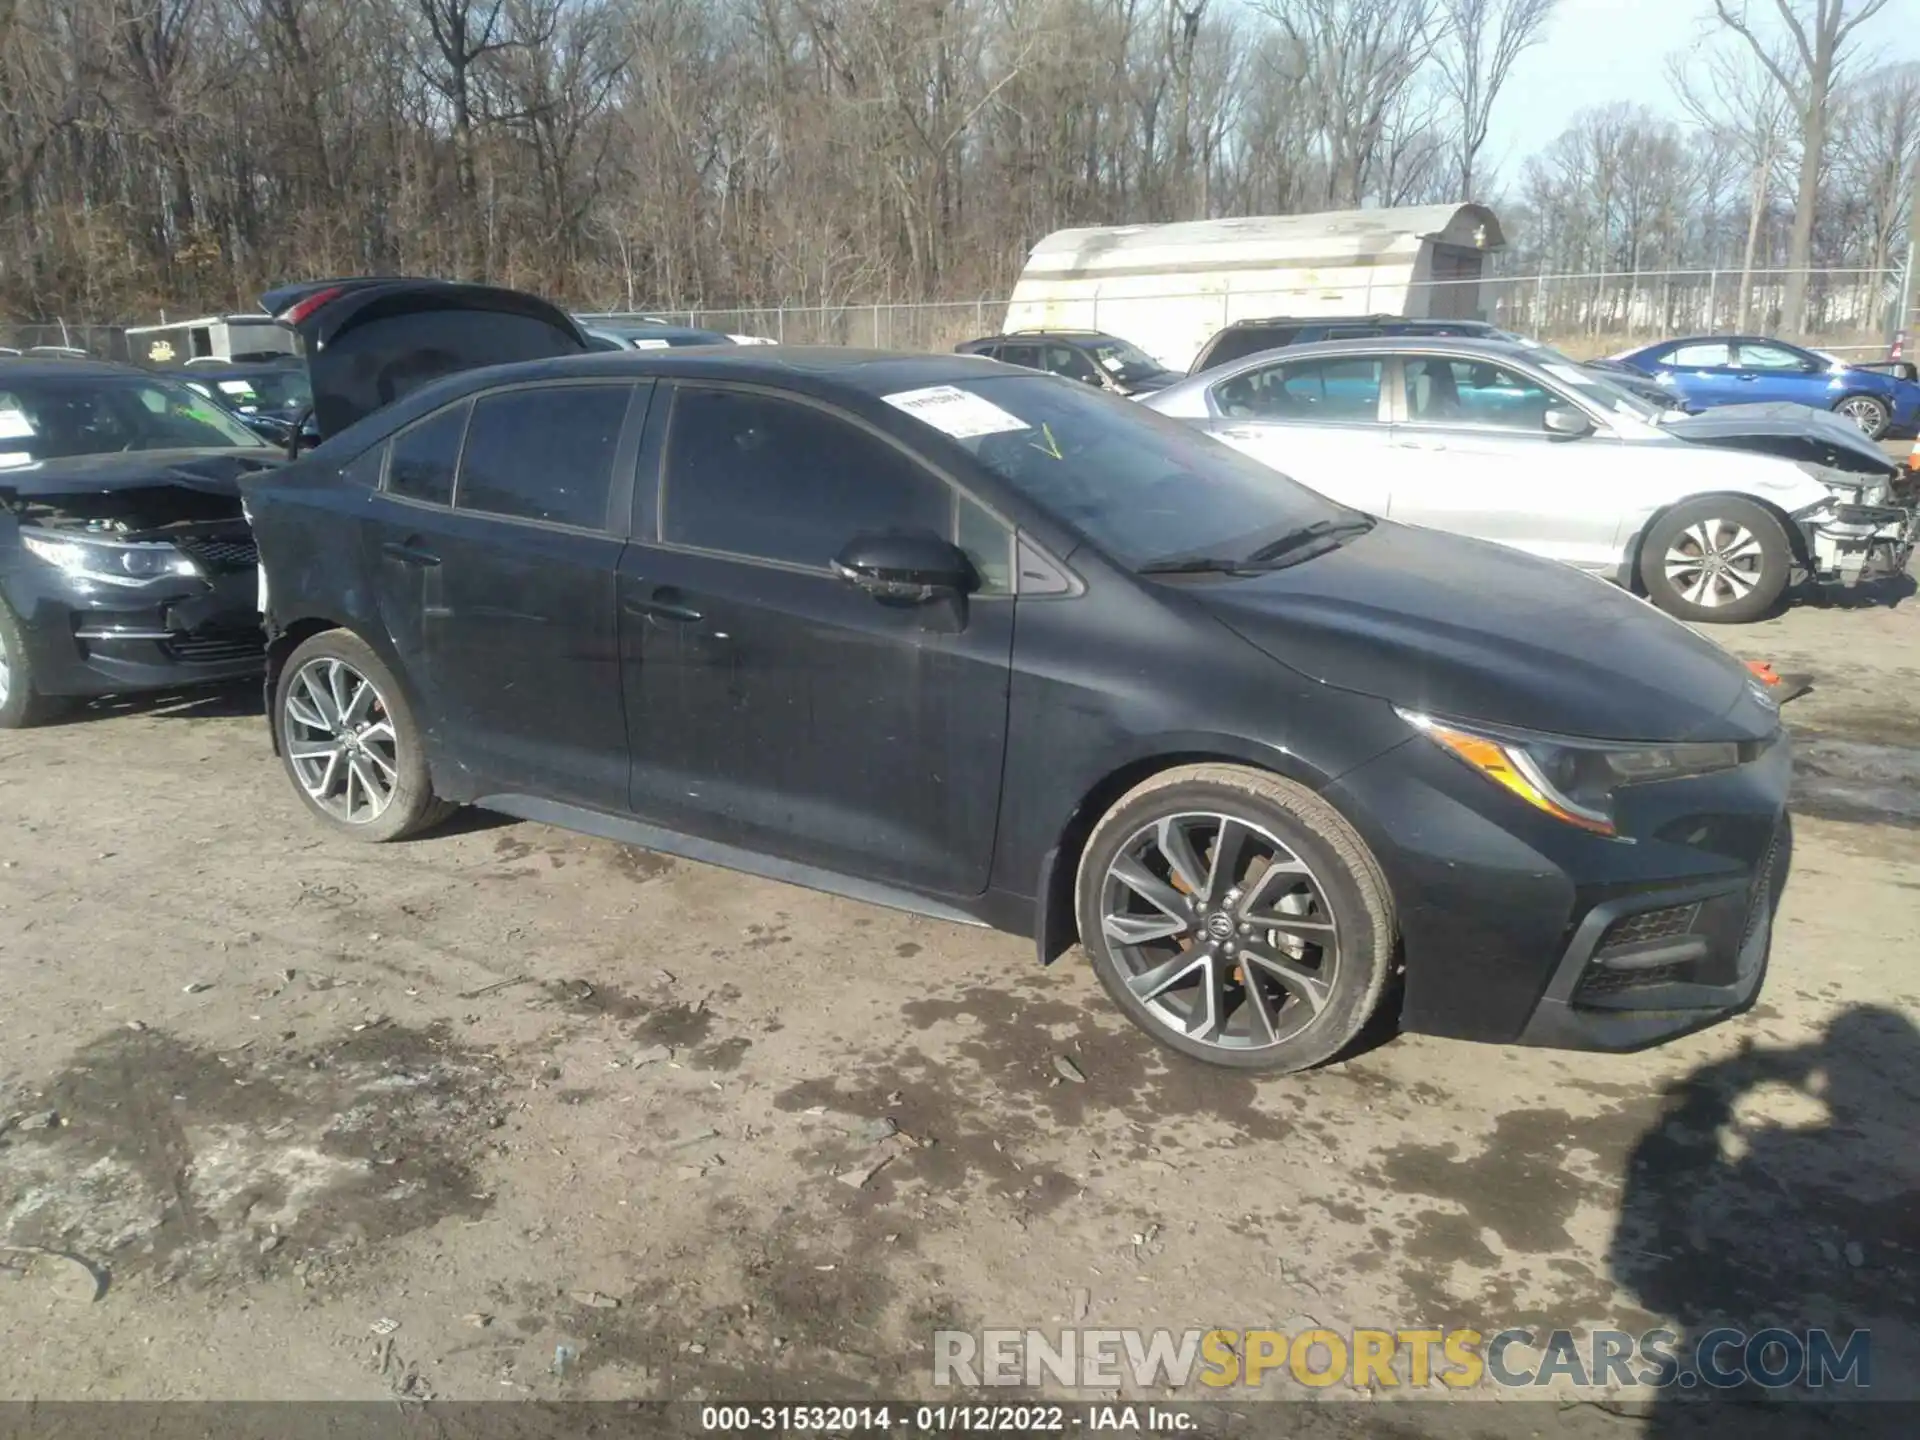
[[1789, 465, 1917, 588]]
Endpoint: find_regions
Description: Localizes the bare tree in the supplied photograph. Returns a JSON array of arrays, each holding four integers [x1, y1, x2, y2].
[[1708, 0, 1897, 329], [1672, 41, 1795, 327], [1255, 0, 1443, 208], [1434, 0, 1558, 201]]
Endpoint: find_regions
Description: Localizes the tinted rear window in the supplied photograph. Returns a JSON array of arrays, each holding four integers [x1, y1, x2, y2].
[[387, 404, 466, 505], [1197, 326, 1303, 371]]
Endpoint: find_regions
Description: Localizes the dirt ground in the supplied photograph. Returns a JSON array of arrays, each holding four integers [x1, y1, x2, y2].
[[0, 584, 1915, 1431]]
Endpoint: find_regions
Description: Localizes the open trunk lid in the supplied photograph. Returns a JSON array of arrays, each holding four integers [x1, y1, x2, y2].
[[260, 278, 590, 438]]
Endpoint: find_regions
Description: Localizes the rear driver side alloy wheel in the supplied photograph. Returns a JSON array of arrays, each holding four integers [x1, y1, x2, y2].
[[1834, 394, 1891, 440], [275, 629, 451, 842], [1076, 765, 1396, 1072]]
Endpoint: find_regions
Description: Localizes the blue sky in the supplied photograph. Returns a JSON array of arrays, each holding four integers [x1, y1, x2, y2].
[[1479, 0, 1920, 186]]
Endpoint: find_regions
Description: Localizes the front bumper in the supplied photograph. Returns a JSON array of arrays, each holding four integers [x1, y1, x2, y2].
[[1, 562, 264, 698], [1325, 726, 1791, 1053], [1802, 501, 1916, 586]]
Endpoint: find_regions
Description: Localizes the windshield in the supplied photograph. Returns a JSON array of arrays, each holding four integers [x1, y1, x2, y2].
[[1529, 349, 1665, 422], [0, 374, 267, 467], [1088, 338, 1167, 383], [884, 374, 1357, 568], [198, 369, 312, 415]]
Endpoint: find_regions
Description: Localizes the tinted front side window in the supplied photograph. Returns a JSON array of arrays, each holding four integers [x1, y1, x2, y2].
[[662, 388, 953, 569], [387, 404, 466, 504], [458, 384, 630, 529], [1214, 357, 1384, 422], [1043, 345, 1101, 383]]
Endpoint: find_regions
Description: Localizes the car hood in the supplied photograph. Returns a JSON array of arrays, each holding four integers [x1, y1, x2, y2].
[[0, 448, 283, 502], [1660, 402, 1896, 476], [1188, 522, 1773, 744]]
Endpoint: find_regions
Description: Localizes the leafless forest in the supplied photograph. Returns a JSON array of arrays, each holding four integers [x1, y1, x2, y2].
[[0, 0, 1913, 324]]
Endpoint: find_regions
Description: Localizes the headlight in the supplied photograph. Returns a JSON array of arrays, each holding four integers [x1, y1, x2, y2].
[[1397, 709, 1741, 836], [20, 531, 204, 587]]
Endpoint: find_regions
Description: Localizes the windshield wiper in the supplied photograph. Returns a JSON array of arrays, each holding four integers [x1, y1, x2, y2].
[[1242, 517, 1375, 565], [1135, 555, 1264, 576], [1138, 518, 1375, 577]]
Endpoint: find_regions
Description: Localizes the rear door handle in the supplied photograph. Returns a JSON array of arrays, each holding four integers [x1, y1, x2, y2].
[[623, 593, 703, 623], [381, 539, 441, 567], [1392, 438, 1448, 452]]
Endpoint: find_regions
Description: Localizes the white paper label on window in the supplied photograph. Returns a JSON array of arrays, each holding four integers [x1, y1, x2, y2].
[[217, 380, 258, 396], [0, 409, 35, 439], [881, 385, 1029, 439], [631, 338, 671, 350]]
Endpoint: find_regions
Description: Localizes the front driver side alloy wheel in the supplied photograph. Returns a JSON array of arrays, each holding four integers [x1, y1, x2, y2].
[[1639, 497, 1791, 625], [275, 629, 451, 841], [1076, 765, 1395, 1072]]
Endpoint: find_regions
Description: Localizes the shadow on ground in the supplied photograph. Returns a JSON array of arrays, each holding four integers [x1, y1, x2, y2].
[[1608, 1004, 1919, 1435]]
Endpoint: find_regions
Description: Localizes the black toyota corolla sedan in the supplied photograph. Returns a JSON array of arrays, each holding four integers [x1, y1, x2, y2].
[[0, 359, 278, 727], [244, 278, 1792, 1073]]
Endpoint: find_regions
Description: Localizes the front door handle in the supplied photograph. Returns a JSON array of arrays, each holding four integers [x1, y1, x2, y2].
[[624, 592, 703, 623], [381, 539, 441, 567], [1392, 438, 1448, 452]]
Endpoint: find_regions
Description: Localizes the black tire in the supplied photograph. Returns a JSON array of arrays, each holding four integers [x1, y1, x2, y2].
[[1639, 497, 1792, 625], [273, 628, 452, 842], [0, 599, 71, 730], [1833, 393, 1891, 440], [1074, 764, 1396, 1073]]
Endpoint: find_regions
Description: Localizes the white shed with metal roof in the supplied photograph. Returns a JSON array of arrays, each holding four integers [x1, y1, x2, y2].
[[1002, 204, 1505, 372]]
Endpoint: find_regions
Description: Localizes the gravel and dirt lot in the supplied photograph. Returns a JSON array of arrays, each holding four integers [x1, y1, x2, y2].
[[0, 588, 1915, 1430]]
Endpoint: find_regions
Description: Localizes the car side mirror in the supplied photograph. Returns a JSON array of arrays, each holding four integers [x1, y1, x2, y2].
[[831, 531, 976, 601], [1542, 406, 1593, 440]]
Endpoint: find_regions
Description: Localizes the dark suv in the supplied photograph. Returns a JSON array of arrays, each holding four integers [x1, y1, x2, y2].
[[955, 331, 1179, 397], [242, 277, 1793, 1076], [1191, 316, 1520, 375]]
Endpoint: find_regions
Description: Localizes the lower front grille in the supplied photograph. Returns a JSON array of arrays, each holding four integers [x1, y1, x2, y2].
[[1597, 904, 1698, 953], [160, 630, 265, 665], [175, 534, 260, 571], [1576, 961, 1692, 997], [1742, 826, 1785, 949]]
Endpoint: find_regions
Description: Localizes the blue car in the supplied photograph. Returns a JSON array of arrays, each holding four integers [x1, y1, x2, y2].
[[1612, 335, 1920, 440]]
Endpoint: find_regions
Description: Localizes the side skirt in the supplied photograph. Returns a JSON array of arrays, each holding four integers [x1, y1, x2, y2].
[[473, 792, 993, 931]]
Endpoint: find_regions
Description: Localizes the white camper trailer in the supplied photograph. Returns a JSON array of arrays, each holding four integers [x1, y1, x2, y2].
[[1003, 204, 1504, 373], [125, 314, 301, 366]]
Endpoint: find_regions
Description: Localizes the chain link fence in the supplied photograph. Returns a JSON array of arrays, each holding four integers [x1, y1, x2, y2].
[[12, 267, 1904, 364], [603, 267, 1903, 358]]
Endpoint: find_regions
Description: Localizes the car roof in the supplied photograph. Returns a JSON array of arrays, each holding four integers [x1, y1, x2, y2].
[[975, 331, 1117, 343], [1222, 314, 1496, 330], [1214, 335, 1541, 363], [0, 357, 157, 381], [486, 347, 1000, 392]]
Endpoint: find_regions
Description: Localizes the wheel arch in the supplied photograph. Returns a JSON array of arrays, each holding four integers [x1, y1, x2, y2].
[[264, 616, 422, 756], [1032, 744, 1336, 967], [1620, 490, 1810, 594]]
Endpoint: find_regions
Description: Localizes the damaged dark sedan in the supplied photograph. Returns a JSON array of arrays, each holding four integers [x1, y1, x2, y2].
[[244, 278, 1793, 1074], [0, 360, 276, 727]]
